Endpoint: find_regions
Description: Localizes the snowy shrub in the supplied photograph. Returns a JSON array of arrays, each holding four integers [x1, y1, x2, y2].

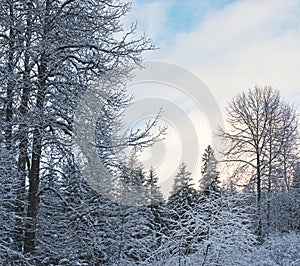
[[251, 232, 300, 266]]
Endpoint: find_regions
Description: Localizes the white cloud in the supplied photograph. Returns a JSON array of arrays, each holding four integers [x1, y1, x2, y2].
[[127, 1, 169, 41], [146, 0, 300, 111]]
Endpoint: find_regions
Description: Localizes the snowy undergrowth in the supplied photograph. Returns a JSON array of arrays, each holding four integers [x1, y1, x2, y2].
[[250, 232, 300, 266], [139, 232, 300, 266]]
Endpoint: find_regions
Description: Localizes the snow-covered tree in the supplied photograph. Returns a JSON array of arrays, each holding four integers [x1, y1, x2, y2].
[[199, 145, 221, 195], [0, 148, 28, 264], [111, 158, 157, 264], [117, 151, 149, 206], [219, 86, 298, 240], [170, 162, 194, 198], [197, 191, 256, 265], [156, 171, 256, 266], [147, 166, 164, 206], [158, 163, 198, 264], [250, 232, 300, 265], [0, 0, 156, 261]]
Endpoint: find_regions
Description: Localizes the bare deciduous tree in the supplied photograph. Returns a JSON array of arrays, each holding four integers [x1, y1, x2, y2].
[[219, 86, 298, 240]]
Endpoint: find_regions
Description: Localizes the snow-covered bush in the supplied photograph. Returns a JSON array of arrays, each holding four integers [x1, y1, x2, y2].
[[251, 232, 300, 266]]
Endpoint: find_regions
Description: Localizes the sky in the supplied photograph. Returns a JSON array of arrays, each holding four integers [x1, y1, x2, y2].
[[122, 0, 300, 196]]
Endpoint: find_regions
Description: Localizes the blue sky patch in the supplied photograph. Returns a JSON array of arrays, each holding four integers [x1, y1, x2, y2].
[[134, 0, 236, 42]]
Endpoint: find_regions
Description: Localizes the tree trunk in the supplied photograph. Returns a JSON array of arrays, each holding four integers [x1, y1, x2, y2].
[[256, 151, 263, 242], [266, 130, 273, 233], [24, 95, 44, 254], [15, 2, 33, 252], [24, 142, 41, 254], [24, 0, 50, 253], [5, 0, 15, 151], [24, 55, 46, 253]]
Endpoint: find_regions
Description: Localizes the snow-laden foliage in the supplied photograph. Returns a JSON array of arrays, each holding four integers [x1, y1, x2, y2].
[[0, 0, 155, 261], [199, 145, 221, 194], [198, 192, 256, 266], [250, 232, 300, 266], [0, 0, 299, 264], [150, 164, 256, 266]]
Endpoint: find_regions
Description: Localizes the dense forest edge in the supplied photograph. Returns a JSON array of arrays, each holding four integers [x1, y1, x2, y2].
[[0, 1, 299, 265]]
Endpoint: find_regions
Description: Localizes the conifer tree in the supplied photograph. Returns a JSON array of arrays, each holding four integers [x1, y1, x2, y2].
[[147, 166, 164, 206], [200, 145, 221, 195], [161, 163, 198, 264]]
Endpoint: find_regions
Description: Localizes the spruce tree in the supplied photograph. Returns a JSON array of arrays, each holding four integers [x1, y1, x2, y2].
[[147, 166, 164, 206], [161, 163, 198, 264], [200, 145, 221, 195]]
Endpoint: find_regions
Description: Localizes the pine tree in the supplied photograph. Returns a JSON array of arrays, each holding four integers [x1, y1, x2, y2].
[[145, 167, 164, 261], [171, 162, 194, 197], [199, 145, 221, 195], [147, 166, 164, 206], [160, 163, 198, 265], [114, 156, 158, 264], [118, 151, 148, 206]]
